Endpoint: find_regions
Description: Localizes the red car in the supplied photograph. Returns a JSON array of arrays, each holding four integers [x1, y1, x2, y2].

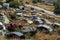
[[13, 23, 23, 28], [6, 23, 23, 28], [6, 23, 23, 32]]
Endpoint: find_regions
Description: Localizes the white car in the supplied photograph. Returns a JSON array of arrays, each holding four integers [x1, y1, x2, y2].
[[37, 25, 53, 33], [15, 13, 23, 19], [0, 22, 6, 36], [52, 23, 60, 28], [16, 13, 23, 16], [0, 5, 2, 8]]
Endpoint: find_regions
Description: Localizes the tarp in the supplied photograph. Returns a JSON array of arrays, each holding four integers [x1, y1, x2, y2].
[[4, 15, 10, 24]]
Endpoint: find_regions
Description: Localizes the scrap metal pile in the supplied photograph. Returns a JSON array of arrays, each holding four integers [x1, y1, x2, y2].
[[0, 3, 60, 40]]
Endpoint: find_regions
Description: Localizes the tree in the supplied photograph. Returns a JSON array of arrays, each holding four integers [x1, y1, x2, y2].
[[32, 0, 37, 3], [9, 1, 24, 8], [32, 0, 42, 3], [37, 0, 42, 2], [54, 0, 60, 14], [6, 0, 14, 3], [0, 2, 3, 5]]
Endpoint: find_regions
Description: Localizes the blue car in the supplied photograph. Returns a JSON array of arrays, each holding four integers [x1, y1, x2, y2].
[[6, 32, 25, 39], [3, 3, 9, 9]]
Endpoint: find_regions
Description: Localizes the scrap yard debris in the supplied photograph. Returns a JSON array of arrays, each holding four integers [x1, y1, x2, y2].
[[0, 1, 60, 40]]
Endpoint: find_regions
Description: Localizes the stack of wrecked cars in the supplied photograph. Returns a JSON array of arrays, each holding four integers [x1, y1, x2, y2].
[[0, 3, 60, 40]]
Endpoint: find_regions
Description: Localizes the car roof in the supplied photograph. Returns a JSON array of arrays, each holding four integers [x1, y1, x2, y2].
[[37, 25, 51, 29], [54, 23, 60, 25], [10, 32, 23, 36]]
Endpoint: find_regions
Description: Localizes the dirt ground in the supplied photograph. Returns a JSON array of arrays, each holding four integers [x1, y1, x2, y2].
[[33, 3, 54, 11]]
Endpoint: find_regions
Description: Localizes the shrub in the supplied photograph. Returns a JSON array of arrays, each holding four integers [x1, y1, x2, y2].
[[54, 0, 60, 14], [0, 2, 4, 5], [9, 1, 24, 8], [6, 0, 14, 3]]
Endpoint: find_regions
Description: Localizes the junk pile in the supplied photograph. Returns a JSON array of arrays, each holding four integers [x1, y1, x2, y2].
[[0, 3, 60, 40]]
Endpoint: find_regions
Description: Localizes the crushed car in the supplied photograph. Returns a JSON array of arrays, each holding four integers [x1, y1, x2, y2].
[[0, 22, 6, 36], [33, 19, 43, 24], [51, 23, 60, 28], [21, 27, 37, 36], [36, 25, 53, 33], [32, 16, 43, 24], [10, 13, 23, 20], [19, 6, 25, 12], [14, 13, 23, 20], [5, 32, 25, 39], [6, 23, 23, 32]]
